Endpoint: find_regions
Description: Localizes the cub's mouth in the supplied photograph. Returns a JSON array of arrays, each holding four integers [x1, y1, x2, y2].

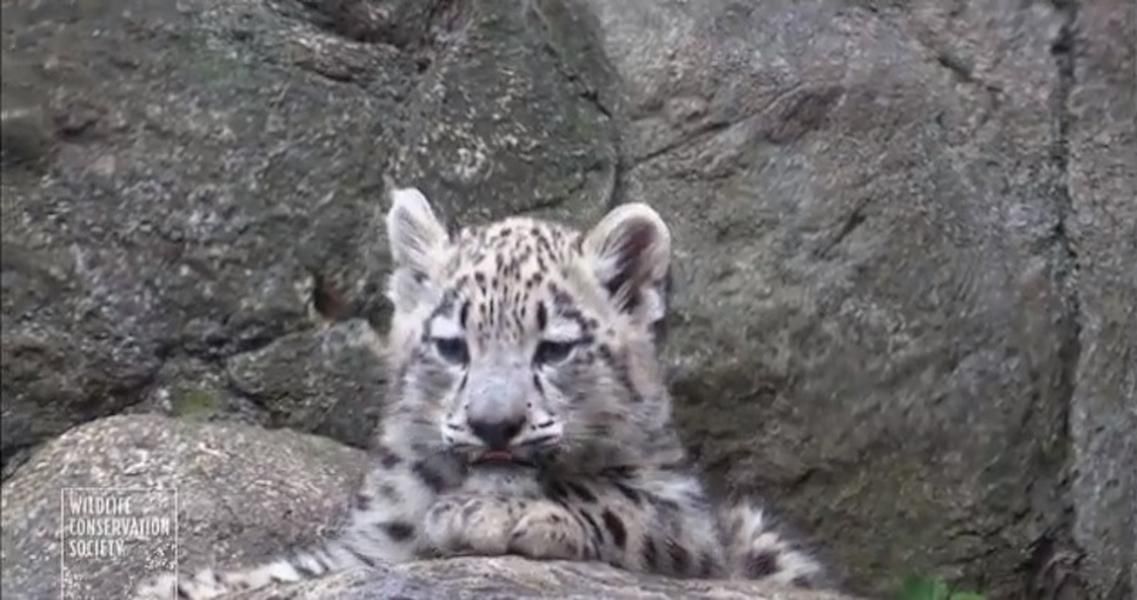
[[471, 450, 537, 468]]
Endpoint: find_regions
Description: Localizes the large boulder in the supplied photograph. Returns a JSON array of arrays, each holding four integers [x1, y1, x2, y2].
[[581, 0, 1107, 597], [0, 0, 412, 466], [0, 415, 369, 600], [1066, 0, 1137, 598], [0, 415, 855, 600]]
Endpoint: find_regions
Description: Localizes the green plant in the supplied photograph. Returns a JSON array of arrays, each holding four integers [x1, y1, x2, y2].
[[896, 575, 986, 600]]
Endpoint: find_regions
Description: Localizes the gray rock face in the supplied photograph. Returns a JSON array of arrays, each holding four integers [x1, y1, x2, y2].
[[0, 415, 368, 600], [584, 1, 1102, 597], [1067, 0, 1137, 598], [0, 0, 414, 465], [1, 0, 1133, 598]]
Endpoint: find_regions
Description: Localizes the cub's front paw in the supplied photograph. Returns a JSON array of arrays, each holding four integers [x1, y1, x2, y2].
[[424, 494, 520, 556], [508, 501, 588, 561]]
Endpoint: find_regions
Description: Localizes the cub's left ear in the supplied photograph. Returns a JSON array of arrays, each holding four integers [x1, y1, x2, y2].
[[385, 187, 451, 311], [581, 203, 671, 321]]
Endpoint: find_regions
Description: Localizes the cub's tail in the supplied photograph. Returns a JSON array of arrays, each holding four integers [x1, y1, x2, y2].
[[717, 498, 830, 589]]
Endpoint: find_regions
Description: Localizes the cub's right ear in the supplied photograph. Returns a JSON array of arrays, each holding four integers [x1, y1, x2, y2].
[[580, 202, 671, 321], [385, 187, 451, 310]]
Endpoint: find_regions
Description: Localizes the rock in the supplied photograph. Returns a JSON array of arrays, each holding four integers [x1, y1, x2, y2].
[[225, 319, 387, 448], [0, 415, 368, 600], [0, 0, 411, 465], [241, 559, 858, 600], [386, 0, 620, 227], [1066, 0, 1137, 598], [121, 355, 270, 426], [583, 0, 1082, 597]]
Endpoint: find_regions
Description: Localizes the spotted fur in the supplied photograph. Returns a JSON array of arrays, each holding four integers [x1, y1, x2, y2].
[[133, 187, 828, 599]]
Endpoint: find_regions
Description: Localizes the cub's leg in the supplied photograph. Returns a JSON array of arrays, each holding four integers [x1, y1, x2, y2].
[[506, 469, 823, 588], [133, 448, 453, 600], [520, 470, 727, 577]]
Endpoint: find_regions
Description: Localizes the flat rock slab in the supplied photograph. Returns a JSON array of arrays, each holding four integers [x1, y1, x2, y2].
[[240, 558, 859, 600]]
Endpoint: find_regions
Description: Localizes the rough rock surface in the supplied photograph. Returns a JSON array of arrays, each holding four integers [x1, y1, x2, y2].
[[583, 0, 1110, 597], [0, 415, 368, 600], [241, 559, 857, 600], [0, 0, 413, 465], [1066, 0, 1137, 598], [1, 0, 1133, 598]]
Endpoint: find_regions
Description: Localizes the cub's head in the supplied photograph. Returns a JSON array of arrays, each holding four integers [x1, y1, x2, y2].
[[380, 187, 683, 472]]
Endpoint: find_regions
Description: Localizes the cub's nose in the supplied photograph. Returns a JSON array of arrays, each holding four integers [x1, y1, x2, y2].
[[468, 416, 525, 450]]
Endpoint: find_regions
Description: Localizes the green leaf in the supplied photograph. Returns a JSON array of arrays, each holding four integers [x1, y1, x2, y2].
[[949, 593, 986, 600], [898, 575, 951, 600]]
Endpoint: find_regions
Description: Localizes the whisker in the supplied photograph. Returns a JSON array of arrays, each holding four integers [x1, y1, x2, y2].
[[518, 435, 560, 447]]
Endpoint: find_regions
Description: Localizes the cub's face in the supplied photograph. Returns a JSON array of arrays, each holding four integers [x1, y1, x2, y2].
[[382, 188, 674, 472]]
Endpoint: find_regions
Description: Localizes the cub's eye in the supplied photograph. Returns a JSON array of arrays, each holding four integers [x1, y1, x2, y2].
[[433, 337, 469, 364], [534, 340, 576, 365]]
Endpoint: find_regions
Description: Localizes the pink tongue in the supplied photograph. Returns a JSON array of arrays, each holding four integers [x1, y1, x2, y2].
[[481, 450, 512, 462]]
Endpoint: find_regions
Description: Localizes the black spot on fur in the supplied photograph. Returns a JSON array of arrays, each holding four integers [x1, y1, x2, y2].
[[596, 344, 643, 403], [462, 499, 484, 518], [668, 541, 690, 574], [378, 483, 400, 501], [544, 479, 568, 501], [602, 510, 627, 549], [604, 466, 636, 479], [381, 521, 415, 541], [566, 481, 597, 502], [412, 460, 447, 492], [579, 510, 605, 544], [747, 550, 780, 578], [698, 551, 717, 577], [613, 482, 642, 505], [791, 575, 815, 588], [642, 537, 660, 570], [643, 491, 680, 513], [343, 543, 376, 567], [355, 493, 372, 510], [459, 301, 470, 328], [536, 302, 547, 330], [378, 448, 402, 469]]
